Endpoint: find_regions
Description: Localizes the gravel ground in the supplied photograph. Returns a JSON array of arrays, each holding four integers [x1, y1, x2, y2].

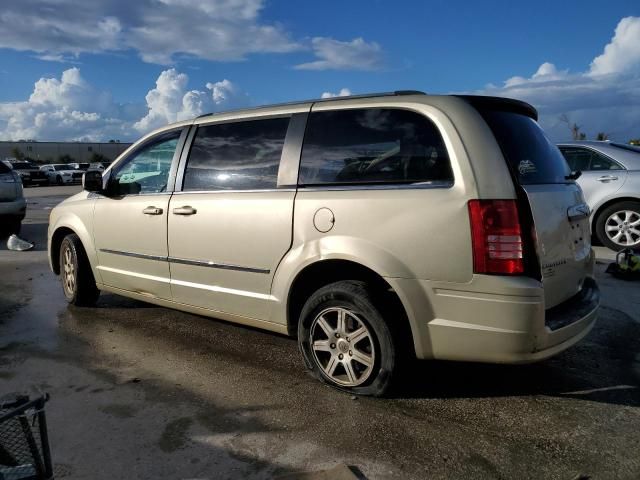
[[0, 187, 638, 479]]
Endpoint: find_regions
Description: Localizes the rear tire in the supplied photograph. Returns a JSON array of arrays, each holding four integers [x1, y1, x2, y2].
[[298, 280, 401, 397], [595, 201, 640, 251], [59, 234, 100, 306]]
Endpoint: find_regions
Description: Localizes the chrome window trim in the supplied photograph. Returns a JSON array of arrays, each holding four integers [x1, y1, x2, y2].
[[171, 188, 295, 195], [99, 248, 270, 274], [297, 181, 453, 192]]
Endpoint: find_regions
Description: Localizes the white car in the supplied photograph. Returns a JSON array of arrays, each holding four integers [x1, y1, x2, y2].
[[40, 164, 83, 185]]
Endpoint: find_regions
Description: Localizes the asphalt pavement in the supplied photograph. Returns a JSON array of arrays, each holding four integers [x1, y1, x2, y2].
[[0, 186, 639, 479]]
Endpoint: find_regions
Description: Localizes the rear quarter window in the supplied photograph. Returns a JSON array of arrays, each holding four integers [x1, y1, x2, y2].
[[299, 108, 453, 186], [481, 111, 570, 185]]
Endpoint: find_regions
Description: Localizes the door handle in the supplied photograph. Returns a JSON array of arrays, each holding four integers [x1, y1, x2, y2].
[[597, 175, 618, 182], [173, 206, 197, 215], [142, 206, 163, 215]]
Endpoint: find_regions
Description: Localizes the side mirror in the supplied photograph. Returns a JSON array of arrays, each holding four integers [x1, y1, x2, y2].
[[83, 170, 103, 192]]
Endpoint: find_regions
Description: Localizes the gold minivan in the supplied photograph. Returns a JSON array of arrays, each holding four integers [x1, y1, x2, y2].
[[48, 92, 599, 396]]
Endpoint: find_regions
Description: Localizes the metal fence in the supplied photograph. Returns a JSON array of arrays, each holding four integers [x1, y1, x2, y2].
[[0, 395, 53, 480]]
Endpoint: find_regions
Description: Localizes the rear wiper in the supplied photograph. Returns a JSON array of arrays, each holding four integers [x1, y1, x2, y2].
[[565, 170, 582, 180]]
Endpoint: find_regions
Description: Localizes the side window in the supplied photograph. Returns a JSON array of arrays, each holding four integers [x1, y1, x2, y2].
[[590, 150, 622, 170], [559, 148, 591, 171], [109, 131, 180, 195], [182, 117, 290, 191], [298, 108, 453, 186]]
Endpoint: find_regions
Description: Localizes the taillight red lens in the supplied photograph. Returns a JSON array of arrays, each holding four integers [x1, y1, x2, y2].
[[468, 200, 524, 275]]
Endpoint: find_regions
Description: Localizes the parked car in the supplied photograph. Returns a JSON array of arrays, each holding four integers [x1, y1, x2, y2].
[[40, 164, 84, 185], [47, 92, 599, 396], [0, 160, 26, 233], [69, 162, 90, 171], [87, 161, 112, 172], [9, 160, 49, 187], [558, 141, 640, 250]]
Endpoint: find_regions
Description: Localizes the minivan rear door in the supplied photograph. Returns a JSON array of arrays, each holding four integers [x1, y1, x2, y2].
[[479, 108, 592, 309]]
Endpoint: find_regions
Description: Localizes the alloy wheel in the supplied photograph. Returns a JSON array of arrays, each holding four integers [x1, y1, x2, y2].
[[605, 210, 640, 247], [310, 307, 376, 387], [62, 246, 76, 296]]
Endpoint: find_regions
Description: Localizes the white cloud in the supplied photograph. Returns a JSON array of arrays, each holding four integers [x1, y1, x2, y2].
[[321, 88, 352, 98], [0, 68, 246, 141], [590, 16, 640, 76], [295, 37, 383, 71], [476, 17, 640, 142], [0, 67, 140, 142], [134, 70, 247, 132], [0, 0, 299, 64]]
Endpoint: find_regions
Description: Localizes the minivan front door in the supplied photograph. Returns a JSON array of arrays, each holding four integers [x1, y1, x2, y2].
[[167, 115, 298, 321], [93, 129, 186, 300]]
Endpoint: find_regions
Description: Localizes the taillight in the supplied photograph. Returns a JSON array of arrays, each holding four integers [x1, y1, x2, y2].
[[468, 200, 524, 275]]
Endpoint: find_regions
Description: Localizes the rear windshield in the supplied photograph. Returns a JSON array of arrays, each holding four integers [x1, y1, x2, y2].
[[481, 111, 570, 185]]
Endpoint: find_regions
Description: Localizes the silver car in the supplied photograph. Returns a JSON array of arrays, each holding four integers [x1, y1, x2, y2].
[[48, 92, 599, 396], [0, 160, 26, 234], [558, 141, 640, 250]]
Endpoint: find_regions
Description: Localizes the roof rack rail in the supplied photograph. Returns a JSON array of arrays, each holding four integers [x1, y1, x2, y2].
[[194, 90, 427, 120]]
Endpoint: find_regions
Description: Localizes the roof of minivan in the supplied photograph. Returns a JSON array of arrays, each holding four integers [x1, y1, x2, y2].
[[192, 92, 538, 123]]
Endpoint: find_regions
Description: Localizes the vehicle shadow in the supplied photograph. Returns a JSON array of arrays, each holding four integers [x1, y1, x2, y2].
[[396, 306, 640, 407]]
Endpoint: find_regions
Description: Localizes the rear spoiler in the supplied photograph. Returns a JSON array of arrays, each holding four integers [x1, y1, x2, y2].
[[454, 95, 538, 121]]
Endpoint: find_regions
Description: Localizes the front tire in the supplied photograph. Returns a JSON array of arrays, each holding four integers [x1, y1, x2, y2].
[[595, 201, 640, 251], [298, 280, 400, 396], [56, 175, 63, 185], [59, 234, 100, 306]]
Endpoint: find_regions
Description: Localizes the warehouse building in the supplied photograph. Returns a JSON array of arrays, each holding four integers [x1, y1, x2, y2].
[[0, 141, 132, 164]]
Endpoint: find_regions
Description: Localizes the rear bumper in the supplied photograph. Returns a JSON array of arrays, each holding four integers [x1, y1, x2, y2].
[[387, 274, 599, 363], [0, 198, 26, 219]]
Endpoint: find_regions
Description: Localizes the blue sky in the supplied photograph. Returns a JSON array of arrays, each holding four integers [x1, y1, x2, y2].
[[0, 0, 639, 142]]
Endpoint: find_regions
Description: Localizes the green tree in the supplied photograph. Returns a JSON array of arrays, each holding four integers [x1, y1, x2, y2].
[[10, 147, 25, 160], [559, 114, 586, 141], [629, 139, 640, 146], [58, 154, 75, 164], [596, 132, 609, 141], [89, 152, 110, 163]]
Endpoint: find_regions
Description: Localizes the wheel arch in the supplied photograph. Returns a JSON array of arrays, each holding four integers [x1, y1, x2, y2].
[[592, 196, 640, 231], [285, 259, 416, 359], [50, 226, 76, 275], [49, 217, 98, 281]]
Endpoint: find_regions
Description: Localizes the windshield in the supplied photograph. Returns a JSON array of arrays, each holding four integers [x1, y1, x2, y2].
[[480, 111, 570, 185], [54, 165, 70, 171]]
